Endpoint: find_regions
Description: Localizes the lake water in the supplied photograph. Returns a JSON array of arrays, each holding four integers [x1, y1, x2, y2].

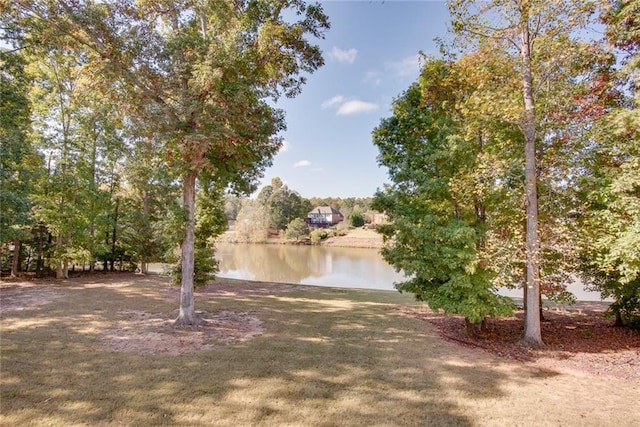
[[215, 243, 405, 291], [215, 243, 608, 301]]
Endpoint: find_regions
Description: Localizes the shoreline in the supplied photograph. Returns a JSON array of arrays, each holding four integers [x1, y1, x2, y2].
[[216, 227, 384, 249]]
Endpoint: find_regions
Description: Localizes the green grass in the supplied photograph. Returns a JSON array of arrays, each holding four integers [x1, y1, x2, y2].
[[1, 274, 638, 426]]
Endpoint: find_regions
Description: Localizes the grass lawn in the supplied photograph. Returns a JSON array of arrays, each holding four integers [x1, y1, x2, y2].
[[1, 273, 638, 426]]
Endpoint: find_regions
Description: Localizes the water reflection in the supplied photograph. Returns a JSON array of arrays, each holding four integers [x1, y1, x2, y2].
[[215, 243, 404, 290], [215, 242, 608, 301]]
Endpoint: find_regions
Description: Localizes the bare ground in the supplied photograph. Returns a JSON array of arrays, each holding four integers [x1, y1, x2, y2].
[[99, 310, 263, 355], [0, 275, 301, 356]]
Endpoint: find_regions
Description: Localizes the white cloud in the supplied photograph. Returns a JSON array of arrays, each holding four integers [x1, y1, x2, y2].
[[321, 95, 346, 109], [337, 100, 379, 115], [293, 160, 311, 168], [364, 70, 382, 87], [322, 96, 380, 115], [386, 54, 422, 78], [329, 46, 358, 64]]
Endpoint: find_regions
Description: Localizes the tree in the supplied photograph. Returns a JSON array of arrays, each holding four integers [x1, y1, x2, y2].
[[372, 68, 513, 337], [234, 199, 269, 243], [120, 132, 178, 274], [26, 46, 86, 279], [256, 178, 312, 231], [578, 0, 640, 327], [166, 177, 228, 287], [0, 49, 41, 276], [73, 86, 128, 273], [448, 0, 605, 347], [285, 218, 309, 242], [349, 211, 365, 228], [8, 0, 329, 324], [269, 187, 309, 231], [223, 194, 243, 221]]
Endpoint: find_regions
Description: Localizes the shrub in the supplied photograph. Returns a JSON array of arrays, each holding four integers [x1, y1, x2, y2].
[[310, 229, 328, 245], [285, 218, 309, 241], [349, 211, 365, 228]]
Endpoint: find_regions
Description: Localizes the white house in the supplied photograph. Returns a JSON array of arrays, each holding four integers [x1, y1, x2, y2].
[[306, 206, 344, 227]]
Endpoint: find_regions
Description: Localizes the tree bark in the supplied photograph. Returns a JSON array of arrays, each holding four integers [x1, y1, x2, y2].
[[63, 248, 69, 279], [110, 199, 119, 272], [520, 17, 545, 348], [36, 226, 44, 278], [140, 190, 150, 275], [465, 318, 480, 339], [175, 170, 198, 325], [56, 234, 65, 279], [11, 239, 21, 278]]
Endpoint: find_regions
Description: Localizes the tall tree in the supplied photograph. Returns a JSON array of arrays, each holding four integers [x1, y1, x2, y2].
[[7, 0, 328, 324], [73, 88, 127, 273], [120, 131, 178, 275], [234, 198, 269, 243], [373, 63, 513, 337], [579, 0, 640, 327], [448, 0, 603, 347], [0, 48, 41, 276], [27, 47, 86, 279]]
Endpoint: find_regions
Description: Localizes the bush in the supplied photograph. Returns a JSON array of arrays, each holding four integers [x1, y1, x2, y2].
[[606, 279, 640, 329], [349, 211, 365, 228], [285, 218, 309, 241], [310, 229, 328, 245]]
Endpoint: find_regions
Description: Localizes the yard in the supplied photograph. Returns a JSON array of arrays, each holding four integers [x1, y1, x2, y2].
[[1, 273, 638, 426]]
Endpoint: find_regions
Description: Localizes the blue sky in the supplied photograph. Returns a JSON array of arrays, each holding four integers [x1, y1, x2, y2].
[[259, 0, 451, 198]]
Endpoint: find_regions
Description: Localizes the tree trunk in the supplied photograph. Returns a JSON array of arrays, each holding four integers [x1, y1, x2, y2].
[[56, 234, 65, 279], [36, 226, 44, 278], [89, 128, 97, 275], [11, 239, 21, 278], [175, 170, 198, 326], [465, 318, 480, 339], [140, 190, 150, 275], [613, 311, 624, 327], [63, 256, 69, 279], [110, 199, 119, 272], [520, 18, 545, 348]]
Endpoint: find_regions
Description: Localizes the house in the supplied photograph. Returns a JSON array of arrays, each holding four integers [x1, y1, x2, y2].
[[306, 206, 344, 228]]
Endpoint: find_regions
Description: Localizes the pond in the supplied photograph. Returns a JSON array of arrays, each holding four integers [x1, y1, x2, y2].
[[215, 242, 608, 301], [215, 242, 404, 291]]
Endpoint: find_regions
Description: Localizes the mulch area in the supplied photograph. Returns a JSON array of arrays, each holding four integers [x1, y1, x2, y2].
[[397, 305, 640, 380]]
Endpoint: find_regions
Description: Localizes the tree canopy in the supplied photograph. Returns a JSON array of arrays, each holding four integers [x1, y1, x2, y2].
[[4, 0, 329, 324], [373, 64, 514, 335]]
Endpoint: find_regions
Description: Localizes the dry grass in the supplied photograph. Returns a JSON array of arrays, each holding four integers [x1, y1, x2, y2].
[[1, 273, 639, 426], [321, 228, 383, 248]]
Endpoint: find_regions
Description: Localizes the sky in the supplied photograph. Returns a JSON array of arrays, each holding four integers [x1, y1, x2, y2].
[[258, 0, 452, 198]]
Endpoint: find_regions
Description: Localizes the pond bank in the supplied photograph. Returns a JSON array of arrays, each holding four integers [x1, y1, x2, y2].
[[218, 227, 384, 249]]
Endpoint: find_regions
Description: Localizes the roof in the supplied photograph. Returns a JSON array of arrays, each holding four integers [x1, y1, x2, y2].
[[308, 206, 342, 216]]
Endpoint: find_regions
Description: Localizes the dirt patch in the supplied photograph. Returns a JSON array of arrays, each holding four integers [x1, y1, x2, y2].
[[397, 305, 640, 380], [1, 278, 266, 355], [0, 285, 60, 314], [100, 310, 263, 355]]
